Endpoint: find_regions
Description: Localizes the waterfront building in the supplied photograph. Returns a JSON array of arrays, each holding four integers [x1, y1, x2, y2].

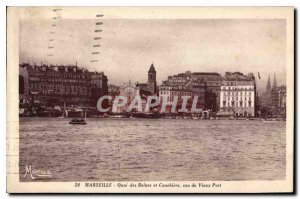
[[219, 72, 256, 117], [159, 71, 221, 112], [90, 71, 108, 108], [260, 73, 286, 117], [275, 85, 286, 110], [159, 71, 204, 113], [108, 84, 120, 97], [19, 66, 30, 104], [117, 80, 150, 113], [19, 63, 108, 108], [159, 83, 201, 113], [190, 72, 223, 112]]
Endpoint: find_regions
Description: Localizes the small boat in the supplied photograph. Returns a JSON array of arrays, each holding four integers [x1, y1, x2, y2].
[[109, 115, 125, 118], [130, 113, 162, 119], [69, 118, 86, 125]]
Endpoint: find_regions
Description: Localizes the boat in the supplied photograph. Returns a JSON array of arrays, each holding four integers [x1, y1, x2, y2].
[[109, 115, 125, 118], [109, 114, 130, 118], [69, 118, 86, 125], [69, 110, 87, 125], [130, 112, 162, 119], [67, 107, 84, 118]]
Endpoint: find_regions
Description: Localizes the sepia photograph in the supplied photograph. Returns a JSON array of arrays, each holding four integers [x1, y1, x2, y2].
[[6, 6, 294, 193]]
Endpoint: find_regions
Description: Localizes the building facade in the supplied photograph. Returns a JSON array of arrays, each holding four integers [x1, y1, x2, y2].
[[159, 84, 201, 113], [219, 72, 256, 117], [19, 63, 108, 108], [191, 72, 223, 112], [116, 80, 150, 113], [260, 74, 286, 117], [159, 71, 205, 113], [159, 71, 222, 112]]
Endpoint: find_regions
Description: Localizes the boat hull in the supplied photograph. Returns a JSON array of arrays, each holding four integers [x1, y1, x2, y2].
[[69, 122, 86, 125]]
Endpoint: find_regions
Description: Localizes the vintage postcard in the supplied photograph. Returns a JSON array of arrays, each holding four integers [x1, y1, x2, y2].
[[7, 7, 294, 193]]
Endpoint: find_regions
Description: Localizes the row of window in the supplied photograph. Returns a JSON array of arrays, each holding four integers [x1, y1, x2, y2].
[[222, 101, 252, 108], [29, 73, 91, 79], [30, 78, 90, 83], [221, 87, 254, 91], [30, 84, 88, 91], [159, 91, 193, 96], [223, 81, 253, 86], [223, 97, 252, 101], [223, 91, 253, 96]]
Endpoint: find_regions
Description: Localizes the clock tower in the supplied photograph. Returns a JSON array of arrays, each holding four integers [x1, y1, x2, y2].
[[147, 63, 157, 95]]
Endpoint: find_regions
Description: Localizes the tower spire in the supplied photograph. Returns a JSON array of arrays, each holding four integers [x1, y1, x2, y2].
[[266, 74, 271, 92]]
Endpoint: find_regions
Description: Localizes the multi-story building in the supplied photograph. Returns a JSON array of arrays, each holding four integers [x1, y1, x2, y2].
[[159, 71, 220, 112], [19, 66, 30, 104], [90, 71, 108, 108], [159, 83, 201, 113], [191, 72, 223, 112], [219, 72, 256, 117], [275, 85, 286, 109], [260, 74, 286, 117], [108, 84, 120, 97], [159, 71, 204, 113], [19, 63, 108, 107]]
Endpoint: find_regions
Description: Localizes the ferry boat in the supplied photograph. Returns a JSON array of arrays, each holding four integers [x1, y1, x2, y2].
[[67, 107, 84, 118], [69, 118, 86, 125], [69, 110, 87, 125]]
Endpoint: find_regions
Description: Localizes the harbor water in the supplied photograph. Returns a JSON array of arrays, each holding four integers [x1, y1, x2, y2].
[[19, 118, 286, 181]]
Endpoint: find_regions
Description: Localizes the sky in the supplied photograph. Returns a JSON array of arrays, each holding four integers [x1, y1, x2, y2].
[[20, 18, 286, 93]]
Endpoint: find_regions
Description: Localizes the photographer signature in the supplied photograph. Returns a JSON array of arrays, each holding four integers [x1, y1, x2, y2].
[[23, 165, 53, 180]]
